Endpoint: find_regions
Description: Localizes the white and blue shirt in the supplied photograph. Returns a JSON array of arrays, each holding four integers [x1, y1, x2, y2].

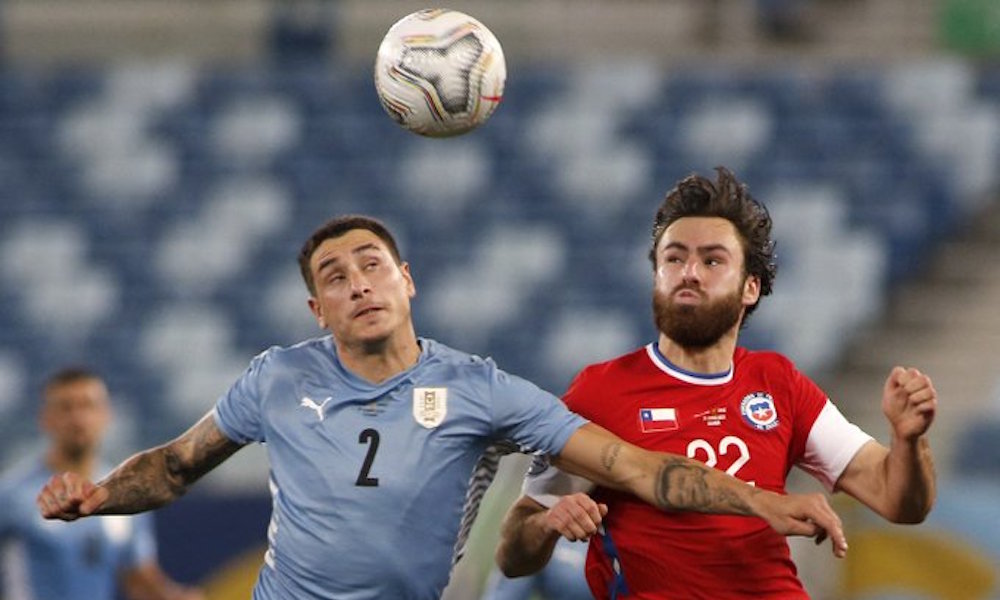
[[0, 458, 157, 600], [213, 336, 586, 600]]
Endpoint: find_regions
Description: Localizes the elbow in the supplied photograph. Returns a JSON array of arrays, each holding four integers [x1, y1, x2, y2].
[[494, 550, 522, 578], [885, 496, 935, 525], [494, 545, 535, 579]]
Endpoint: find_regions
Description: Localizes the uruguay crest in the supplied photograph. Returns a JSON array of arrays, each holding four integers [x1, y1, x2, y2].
[[413, 387, 448, 428], [740, 392, 779, 431]]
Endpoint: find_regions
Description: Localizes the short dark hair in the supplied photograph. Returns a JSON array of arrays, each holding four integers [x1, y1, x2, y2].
[[298, 215, 403, 295], [648, 167, 777, 323], [43, 367, 102, 394]]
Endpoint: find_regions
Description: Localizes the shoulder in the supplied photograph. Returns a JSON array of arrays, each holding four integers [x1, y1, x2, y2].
[[573, 346, 648, 385], [420, 338, 498, 373], [252, 336, 331, 369], [735, 347, 797, 373]]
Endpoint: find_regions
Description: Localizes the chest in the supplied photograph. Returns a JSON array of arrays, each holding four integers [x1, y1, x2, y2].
[[579, 380, 799, 488], [261, 379, 493, 491]]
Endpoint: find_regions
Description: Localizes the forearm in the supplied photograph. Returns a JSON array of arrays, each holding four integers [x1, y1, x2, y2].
[[96, 413, 241, 515], [94, 445, 191, 514], [495, 499, 561, 577], [555, 424, 760, 516], [884, 435, 936, 523]]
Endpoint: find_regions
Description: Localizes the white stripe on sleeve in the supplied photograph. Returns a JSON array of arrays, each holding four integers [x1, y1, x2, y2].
[[798, 400, 875, 491]]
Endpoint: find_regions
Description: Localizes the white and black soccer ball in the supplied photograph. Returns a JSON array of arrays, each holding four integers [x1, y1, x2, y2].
[[374, 9, 506, 137]]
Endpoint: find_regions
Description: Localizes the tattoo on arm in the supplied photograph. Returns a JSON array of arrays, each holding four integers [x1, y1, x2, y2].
[[600, 442, 622, 471], [654, 457, 754, 515], [97, 414, 243, 514]]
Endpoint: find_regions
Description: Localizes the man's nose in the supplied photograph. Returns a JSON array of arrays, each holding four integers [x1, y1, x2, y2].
[[349, 271, 372, 297], [681, 259, 701, 281]]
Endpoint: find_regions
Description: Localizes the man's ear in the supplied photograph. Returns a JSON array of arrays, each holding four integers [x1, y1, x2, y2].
[[743, 275, 761, 306], [308, 297, 326, 329], [400, 262, 416, 298]]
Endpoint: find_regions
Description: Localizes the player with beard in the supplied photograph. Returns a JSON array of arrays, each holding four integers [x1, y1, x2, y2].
[[494, 167, 938, 599]]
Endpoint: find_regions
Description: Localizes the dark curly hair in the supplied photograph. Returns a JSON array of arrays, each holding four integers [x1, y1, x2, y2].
[[648, 167, 777, 323]]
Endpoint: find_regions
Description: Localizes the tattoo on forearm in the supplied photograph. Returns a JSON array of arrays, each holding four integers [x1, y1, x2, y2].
[[601, 443, 623, 472], [98, 415, 241, 515], [654, 457, 753, 515]]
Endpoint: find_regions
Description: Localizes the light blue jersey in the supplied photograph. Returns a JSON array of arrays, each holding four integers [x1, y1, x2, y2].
[[213, 336, 587, 600], [0, 458, 157, 600]]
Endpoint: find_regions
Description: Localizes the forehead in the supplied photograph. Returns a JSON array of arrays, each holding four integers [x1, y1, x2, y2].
[[310, 229, 390, 271], [659, 216, 742, 251], [46, 379, 107, 404]]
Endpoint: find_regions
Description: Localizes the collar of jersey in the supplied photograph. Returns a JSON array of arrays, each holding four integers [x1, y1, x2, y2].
[[645, 342, 734, 386], [326, 336, 431, 393]]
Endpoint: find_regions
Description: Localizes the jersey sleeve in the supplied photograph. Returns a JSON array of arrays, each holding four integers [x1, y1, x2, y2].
[[784, 360, 835, 466], [521, 454, 595, 508], [797, 400, 874, 491], [213, 349, 271, 444], [487, 362, 587, 456]]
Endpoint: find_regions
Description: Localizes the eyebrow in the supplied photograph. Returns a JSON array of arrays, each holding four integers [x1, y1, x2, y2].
[[315, 242, 381, 273], [663, 241, 733, 256]]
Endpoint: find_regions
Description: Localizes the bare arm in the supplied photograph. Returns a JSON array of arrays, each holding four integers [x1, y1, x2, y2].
[[552, 423, 847, 553], [554, 422, 758, 515], [38, 412, 243, 519], [835, 367, 937, 523], [121, 561, 205, 600], [495, 493, 606, 577]]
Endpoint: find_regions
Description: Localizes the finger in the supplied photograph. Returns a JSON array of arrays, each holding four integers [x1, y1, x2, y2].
[[598, 503, 609, 517], [556, 518, 590, 542], [79, 486, 109, 516], [813, 529, 827, 546], [802, 497, 846, 558], [60, 472, 86, 502], [887, 366, 907, 388], [581, 501, 605, 529], [903, 376, 932, 397]]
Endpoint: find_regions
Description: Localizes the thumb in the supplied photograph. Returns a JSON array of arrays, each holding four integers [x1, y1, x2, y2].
[[885, 366, 906, 391], [598, 503, 609, 518], [79, 486, 110, 516]]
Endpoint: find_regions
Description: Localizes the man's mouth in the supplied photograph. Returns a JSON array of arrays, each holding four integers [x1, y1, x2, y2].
[[353, 306, 382, 318]]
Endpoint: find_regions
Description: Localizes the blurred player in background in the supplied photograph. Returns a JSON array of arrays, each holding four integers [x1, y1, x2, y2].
[[36, 215, 846, 600], [495, 167, 938, 599], [0, 367, 202, 600], [480, 535, 590, 600]]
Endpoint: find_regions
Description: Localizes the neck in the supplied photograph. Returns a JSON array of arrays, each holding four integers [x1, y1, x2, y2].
[[657, 328, 738, 374], [45, 448, 97, 479], [336, 329, 422, 384]]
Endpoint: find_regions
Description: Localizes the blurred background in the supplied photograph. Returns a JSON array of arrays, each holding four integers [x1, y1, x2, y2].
[[0, 0, 998, 598]]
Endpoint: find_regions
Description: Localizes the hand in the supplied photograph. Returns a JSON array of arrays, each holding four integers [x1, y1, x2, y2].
[[36, 472, 109, 521], [754, 491, 847, 558], [883, 366, 936, 442], [543, 492, 609, 542]]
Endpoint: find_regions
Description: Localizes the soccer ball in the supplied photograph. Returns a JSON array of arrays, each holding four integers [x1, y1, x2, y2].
[[373, 9, 506, 137]]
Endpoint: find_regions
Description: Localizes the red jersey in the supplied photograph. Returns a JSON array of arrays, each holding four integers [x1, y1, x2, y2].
[[550, 343, 869, 600]]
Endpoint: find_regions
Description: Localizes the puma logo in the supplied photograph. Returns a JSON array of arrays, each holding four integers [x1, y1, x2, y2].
[[300, 396, 333, 422]]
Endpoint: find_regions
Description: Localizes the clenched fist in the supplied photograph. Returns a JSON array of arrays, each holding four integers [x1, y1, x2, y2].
[[36, 471, 109, 521], [883, 366, 937, 442]]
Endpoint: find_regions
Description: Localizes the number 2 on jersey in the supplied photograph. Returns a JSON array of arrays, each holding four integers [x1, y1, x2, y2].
[[356, 428, 380, 487], [687, 436, 753, 485]]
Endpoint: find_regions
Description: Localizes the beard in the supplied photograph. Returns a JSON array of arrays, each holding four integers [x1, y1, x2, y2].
[[653, 283, 744, 350]]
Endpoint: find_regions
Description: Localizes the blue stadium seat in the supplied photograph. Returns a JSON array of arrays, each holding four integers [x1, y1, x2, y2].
[[0, 61, 992, 460]]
